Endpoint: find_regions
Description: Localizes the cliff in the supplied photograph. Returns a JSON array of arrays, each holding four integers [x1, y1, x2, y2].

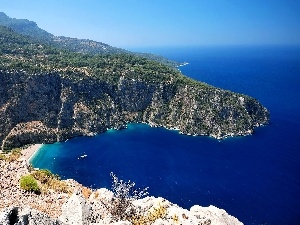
[[0, 25, 269, 149], [0, 70, 269, 150]]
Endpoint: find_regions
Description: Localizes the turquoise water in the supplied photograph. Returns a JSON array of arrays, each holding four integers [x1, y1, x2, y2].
[[31, 46, 300, 225]]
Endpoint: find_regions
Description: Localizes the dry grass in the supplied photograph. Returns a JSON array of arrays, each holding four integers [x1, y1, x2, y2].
[[31, 169, 71, 194], [93, 191, 99, 199], [0, 154, 6, 160], [172, 214, 179, 223], [131, 203, 167, 225], [82, 187, 92, 199], [0, 148, 22, 162]]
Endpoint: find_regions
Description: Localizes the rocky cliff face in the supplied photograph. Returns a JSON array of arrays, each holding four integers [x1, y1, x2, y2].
[[0, 155, 244, 225], [0, 70, 269, 150], [0, 191, 244, 225]]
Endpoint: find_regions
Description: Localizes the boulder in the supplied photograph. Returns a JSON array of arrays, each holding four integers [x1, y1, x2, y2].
[[59, 191, 93, 225]]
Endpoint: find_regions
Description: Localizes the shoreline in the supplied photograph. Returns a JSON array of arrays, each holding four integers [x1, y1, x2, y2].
[[176, 62, 189, 67], [21, 144, 43, 162]]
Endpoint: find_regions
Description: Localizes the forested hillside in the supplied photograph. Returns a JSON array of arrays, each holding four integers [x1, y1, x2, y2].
[[0, 25, 269, 150], [0, 12, 181, 67]]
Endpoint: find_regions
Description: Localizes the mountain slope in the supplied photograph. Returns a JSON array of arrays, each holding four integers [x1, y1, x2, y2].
[[0, 12, 181, 67], [0, 12, 52, 42], [0, 26, 269, 149]]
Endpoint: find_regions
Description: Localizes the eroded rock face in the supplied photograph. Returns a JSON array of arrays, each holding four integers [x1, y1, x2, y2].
[[59, 189, 245, 225], [0, 202, 243, 225], [59, 191, 94, 225], [0, 206, 65, 225], [0, 71, 269, 150], [131, 196, 243, 225]]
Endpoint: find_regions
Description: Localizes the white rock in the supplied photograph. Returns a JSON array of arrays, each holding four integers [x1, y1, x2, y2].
[[190, 205, 243, 225], [0, 206, 64, 225], [59, 191, 92, 225], [111, 221, 132, 225]]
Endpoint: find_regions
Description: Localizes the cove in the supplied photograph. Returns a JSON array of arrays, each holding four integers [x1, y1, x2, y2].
[[31, 46, 300, 225], [31, 122, 273, 224]]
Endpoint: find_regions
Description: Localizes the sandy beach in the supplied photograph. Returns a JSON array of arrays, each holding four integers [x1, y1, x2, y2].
[[21, 144, 43, 161]]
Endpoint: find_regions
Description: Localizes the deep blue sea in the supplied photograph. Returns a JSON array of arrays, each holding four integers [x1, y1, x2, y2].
[[31, 46, 300, 225]]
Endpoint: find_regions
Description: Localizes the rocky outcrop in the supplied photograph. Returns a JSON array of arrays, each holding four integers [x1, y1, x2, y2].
[[133, 197, 243, 225], [0, 206, 64, 225], [0, 158, 244, 225], [0, 159, 70, 218], [0, 71, 269, 149], [75, 189, 243, 225], [0, 190, 243, 225], [59, 191, 94, 225]]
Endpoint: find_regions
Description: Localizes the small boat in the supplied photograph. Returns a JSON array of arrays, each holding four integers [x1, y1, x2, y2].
[[78, 154, 87, 159]]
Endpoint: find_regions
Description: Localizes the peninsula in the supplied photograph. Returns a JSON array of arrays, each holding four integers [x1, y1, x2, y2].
[[0, 14, 269, 150]]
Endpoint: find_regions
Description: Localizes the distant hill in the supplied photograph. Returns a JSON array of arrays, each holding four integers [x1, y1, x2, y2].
[[0, 12, 181, 67]]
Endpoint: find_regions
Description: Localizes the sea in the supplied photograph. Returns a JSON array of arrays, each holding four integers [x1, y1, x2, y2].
[[31, 46, 300, 225]]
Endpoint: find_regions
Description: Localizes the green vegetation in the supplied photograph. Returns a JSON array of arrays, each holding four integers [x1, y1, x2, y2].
[[0, 12, 52, 43], [0, 22, 210, 91], [18, 169, 69, 194], [0, 12, 181, 67], [17, 168, 70, 194], [19, 174, 40, 193], [31, 169, 70, 193], [0, 25, 185, 85], [0, 14, 269, 143], [32, 169, 58, 183]]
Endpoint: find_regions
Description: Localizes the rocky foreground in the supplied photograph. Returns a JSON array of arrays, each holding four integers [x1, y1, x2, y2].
[[0, 154, 244, 225]]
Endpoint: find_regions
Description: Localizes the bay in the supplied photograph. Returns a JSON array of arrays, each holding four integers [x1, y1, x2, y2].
[[32, 46, 300, 225]]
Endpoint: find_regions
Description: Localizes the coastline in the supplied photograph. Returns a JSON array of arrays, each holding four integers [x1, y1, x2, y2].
[[176, 62, 189, 67], [176, 62, 189, 72], [21, 144, 43, 162]]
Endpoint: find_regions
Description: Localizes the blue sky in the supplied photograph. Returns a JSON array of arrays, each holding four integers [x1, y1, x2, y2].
[[1, 0, 300, 48]]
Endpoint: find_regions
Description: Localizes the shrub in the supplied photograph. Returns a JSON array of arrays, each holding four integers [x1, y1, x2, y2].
[[108, 172, 149, 222], [110, 172, 148, 200], [31, 169, 70, 193], [44, 178, 70, 193], [0, 154, 6, 160], [32, 169, 56, 184], [103, 173, 166, 224], [20, 174, 40, 193], [6, 148, 22, 162]]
